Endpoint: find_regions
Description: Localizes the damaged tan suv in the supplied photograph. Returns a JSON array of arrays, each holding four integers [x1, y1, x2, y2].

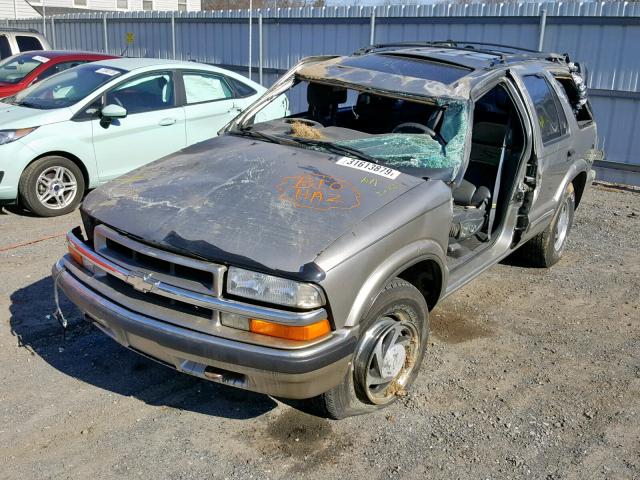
[[53, 42, 599, 418]]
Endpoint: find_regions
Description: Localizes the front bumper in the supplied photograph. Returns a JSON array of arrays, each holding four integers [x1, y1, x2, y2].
[[53, 260, 356, 399]]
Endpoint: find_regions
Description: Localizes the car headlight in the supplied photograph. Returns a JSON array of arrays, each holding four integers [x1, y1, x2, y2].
[[226, 267, 324, 309], [0, 127, 37, 146]]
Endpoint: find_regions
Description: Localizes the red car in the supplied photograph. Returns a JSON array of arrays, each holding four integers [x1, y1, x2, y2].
[[0, 50, 117, 98]]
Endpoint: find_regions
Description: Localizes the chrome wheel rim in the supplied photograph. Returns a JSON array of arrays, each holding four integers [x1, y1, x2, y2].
[[355, 313, 419, 405], [36, 166, 77, 210], [554, 201, 570, 251]]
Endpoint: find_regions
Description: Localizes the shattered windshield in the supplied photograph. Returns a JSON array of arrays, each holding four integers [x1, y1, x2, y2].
[[335, 102, 467, 174], [235, 79, 468, 181]]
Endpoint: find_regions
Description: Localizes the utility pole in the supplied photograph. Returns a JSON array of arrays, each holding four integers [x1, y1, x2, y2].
[[42, 0, 46, 38], [248, 0, 252, 80]]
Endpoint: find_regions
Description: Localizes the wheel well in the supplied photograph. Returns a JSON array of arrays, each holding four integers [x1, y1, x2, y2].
[[27, 152, 90, 191], [572, 171, 588, 209], [397, 259, 443, 311]]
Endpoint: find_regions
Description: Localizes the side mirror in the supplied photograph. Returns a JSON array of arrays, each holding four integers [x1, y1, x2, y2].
[[101, 104, 127, 119]]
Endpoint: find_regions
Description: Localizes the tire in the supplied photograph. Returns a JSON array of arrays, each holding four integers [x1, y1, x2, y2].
[[305, 278, 429, 419], [518, 182, 575, 268], [18, 156, 85, 217]]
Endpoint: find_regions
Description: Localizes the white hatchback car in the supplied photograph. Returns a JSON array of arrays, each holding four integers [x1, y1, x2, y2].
[[0, 58, 288, 216]]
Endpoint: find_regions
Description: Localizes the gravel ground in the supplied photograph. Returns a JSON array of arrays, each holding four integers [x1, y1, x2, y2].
[[0, 184, 639, 480]]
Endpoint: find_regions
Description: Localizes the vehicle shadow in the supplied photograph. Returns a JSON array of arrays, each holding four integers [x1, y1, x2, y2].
[[9, 276, 278, 420], [1, 205, 37, 217]]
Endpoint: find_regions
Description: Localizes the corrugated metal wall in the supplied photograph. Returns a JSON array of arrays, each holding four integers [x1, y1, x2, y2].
[[4, 2, 640, 168]]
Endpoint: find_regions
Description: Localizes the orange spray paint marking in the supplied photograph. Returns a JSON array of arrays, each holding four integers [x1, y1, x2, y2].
[[276, 173, 360, 211]]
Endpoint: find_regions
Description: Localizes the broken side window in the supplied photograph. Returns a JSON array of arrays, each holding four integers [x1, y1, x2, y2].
[[552, 75, 594, 127]]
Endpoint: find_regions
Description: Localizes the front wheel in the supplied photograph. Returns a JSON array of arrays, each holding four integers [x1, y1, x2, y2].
[[18, 156, 85, 217], [306, 278, 429, 419]]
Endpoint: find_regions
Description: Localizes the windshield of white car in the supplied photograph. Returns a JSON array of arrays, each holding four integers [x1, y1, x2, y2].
[[11, 64, 125, 110], [0, 53, 48, 84], [238, 80, 468, 180]]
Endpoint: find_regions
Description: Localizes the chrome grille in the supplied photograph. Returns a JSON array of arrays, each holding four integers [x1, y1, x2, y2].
[[93, 224, 226, 297], [65, 227, 330, 348]]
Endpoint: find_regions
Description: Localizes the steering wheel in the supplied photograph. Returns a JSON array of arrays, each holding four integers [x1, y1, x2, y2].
[[392, 122, 437, 137], [283, 117, 325, 128], [392, 121, 449, 153]]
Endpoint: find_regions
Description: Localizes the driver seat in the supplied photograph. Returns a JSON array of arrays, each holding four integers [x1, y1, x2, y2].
[[450, 121, 508, 241], [450, 180, 491, 240]]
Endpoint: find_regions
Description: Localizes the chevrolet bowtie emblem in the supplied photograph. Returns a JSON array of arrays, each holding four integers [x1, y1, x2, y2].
[[125, 272, 158, 293]]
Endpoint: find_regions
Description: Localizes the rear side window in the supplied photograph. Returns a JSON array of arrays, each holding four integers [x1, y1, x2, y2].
[[16, 36, 43, 52], [227, 77, 257, 98], [523, 74, 568, 144], [183, 72, 233, 104], [0, 35, 11, 59], [553, 75, 593, 126]]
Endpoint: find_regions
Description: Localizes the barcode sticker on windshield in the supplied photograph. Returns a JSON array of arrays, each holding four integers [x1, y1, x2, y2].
[[32, 55, 50, 63], [336, 157, 401, 180], [95, 67, 119, 76]]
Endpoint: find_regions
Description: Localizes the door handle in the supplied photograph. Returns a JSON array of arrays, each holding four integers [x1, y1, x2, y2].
[[567, 148, 576, 159], [158, 118, 176, 126]]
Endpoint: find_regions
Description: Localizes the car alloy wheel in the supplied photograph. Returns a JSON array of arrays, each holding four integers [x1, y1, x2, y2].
[[354, 312, 420, 405], [553, 199, 570, 252], [36, 166, 78, 210]]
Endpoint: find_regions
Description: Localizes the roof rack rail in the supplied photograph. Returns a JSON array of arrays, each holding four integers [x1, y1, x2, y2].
[[355, 40, 539, 55], [0, 27, 40, 34], [354, 40, 568, 66]]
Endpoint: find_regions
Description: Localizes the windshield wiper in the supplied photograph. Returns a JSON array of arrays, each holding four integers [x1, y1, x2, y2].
[[13, 100, 42, 109], [288, 138, 380, 165], [228, 127, 284, 145]]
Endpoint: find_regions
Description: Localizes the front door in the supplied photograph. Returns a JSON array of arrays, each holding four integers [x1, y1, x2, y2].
[[92, 71, 186, 182]]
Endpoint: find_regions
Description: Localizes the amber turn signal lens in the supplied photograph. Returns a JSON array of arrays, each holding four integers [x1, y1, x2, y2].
[[67, 241, 83, 266], [249, 318, 331, 341]]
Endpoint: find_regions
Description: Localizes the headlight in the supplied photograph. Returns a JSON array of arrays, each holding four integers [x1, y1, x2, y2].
[[226, 267, 324, 309], [0, 127, 37, 146]]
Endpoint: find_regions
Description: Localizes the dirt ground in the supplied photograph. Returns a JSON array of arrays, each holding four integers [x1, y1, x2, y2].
[[1, 184, 639, 480]]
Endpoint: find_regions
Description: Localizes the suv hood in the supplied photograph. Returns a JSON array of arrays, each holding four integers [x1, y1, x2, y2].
[[82, 135, 424, 279], [0, 102, 71, 128]]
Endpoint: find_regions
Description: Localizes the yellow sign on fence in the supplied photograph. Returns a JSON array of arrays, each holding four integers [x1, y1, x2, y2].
[[126, 32, 134, 44]]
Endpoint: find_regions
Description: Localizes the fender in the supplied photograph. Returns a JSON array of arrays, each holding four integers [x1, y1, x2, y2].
[[19, 124, 99, 189], [342, 239, 447, 328], [552, 157, 589, 206]]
